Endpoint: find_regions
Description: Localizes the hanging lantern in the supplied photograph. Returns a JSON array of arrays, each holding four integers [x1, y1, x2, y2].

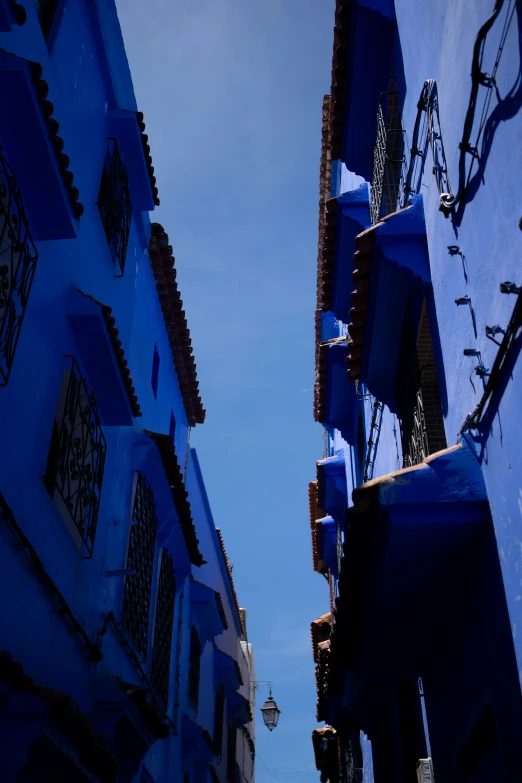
[[260, 692, 281, 731]]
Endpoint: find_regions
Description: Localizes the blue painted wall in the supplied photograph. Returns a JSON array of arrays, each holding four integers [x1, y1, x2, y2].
[[312, 2, 522, 782], [0, 2, 254, 781]]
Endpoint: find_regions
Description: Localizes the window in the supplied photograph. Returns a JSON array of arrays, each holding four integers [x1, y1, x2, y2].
[[0, 148, 38, 386], [357, 412, 366, 483], [122, 472, 158, 659], [151, 344, 160, 399], [44, 356, 107, 554], [169, 411, 176, 444], [396, 302, 446, 468], [97, 140, 132, 276], [35, 0, 60, 40], [151, 550, 176, 708], [370, 72, 404, 226], [214, 682, 225, 757], [188, 626, 201, 711], [226, 721, 237, 783]]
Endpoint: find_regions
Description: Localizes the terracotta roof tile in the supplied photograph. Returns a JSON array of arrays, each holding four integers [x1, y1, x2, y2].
[[315, 640, 330, 722], [311, 613, 332, 663], [29, 60, 83, 218], [144, 430, 204, 566], [76, 289, 141, 417], [345, 210, 405, 382], [215, 591, 229, 631], [329, 1, 351, 161], [312, 726, 338, 774], [136, 111, 160, 206], [309, 481, 327, 573], [216, 528, 244, 636], [149, 224, 205, 427]]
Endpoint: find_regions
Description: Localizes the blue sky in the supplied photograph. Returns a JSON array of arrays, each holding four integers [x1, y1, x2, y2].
[[116, 1, 333, 779]]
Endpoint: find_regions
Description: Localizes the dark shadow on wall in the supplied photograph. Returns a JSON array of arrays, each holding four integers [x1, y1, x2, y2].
[[453, 0, 522, 227]]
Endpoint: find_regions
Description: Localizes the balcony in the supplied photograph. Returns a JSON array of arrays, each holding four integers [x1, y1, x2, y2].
[[0, 148, 38, 385], [396, 315, 429, 468], [151, 549, 176, 708]]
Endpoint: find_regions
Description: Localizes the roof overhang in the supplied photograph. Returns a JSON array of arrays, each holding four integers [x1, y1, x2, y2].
[[330, 0, 396, 179], [317, 455, 348, 521], [213, 646, 243, 692], [67, 287, 141, 425], [347, 195, 431, 409], [332, 441, 489, 677], [189, 578, 226, 643]]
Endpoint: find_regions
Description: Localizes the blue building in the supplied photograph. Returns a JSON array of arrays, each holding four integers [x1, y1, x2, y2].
[[0, 2, 255, 781], [309, 1, 522, 781]]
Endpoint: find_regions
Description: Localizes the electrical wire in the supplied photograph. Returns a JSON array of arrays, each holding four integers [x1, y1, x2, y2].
[[439, 0, 506, 214]]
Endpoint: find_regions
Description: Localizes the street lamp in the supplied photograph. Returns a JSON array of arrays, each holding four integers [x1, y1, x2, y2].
[[260, 689, 281, 731]]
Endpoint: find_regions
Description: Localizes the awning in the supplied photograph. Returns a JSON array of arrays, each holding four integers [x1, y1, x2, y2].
[[347, 195, 431, 409], [312, 726, 340, 783], [108, 109, 159, 211], [329, 0, 396, 179], [311, 613, 332, 663], [213, 646, 243, 692], [319, 184, 370, 323], [226, 691, 253, 726], [332, 441, 489, 675], [0, 50, 82, 239], [67, 288, 141, 425], [317, 455, 347, 521], [181, 714, 216, 764], [316, 340, 357, 443], [190, 578, 227, 642]]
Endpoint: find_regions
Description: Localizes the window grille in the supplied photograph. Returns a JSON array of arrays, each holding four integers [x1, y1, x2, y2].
[[151, 549, 176, 708], [396, 317, 429, 468], [122, 472, 158, 659], [0, 148, 38, 385], [214, 682, 225, 757], [44, 357, 107, 554], [227, 721, 237, 783], [370, 88, 404, 226], [188, 626, 201, 711], [98, 141, 132, 276], [35, 0, 60, 40]]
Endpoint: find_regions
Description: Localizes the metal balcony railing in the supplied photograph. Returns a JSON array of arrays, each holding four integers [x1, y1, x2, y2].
[[370, 94, 404, 226], [0, 149, 38, 385], [396, 320, 429, 468]]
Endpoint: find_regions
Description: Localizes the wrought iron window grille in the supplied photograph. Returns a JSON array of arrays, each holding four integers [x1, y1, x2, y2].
[[214, 682, 225, 757], [151, 549, 176, 708], [97, 139, 132, 277], [0, 148, 38, 386], [43, 356, 107, 555], [122, 471, 158, 660], [187, 625, 201, 711], [370, 91, 405, 226], [396, 319, 429, 468]]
